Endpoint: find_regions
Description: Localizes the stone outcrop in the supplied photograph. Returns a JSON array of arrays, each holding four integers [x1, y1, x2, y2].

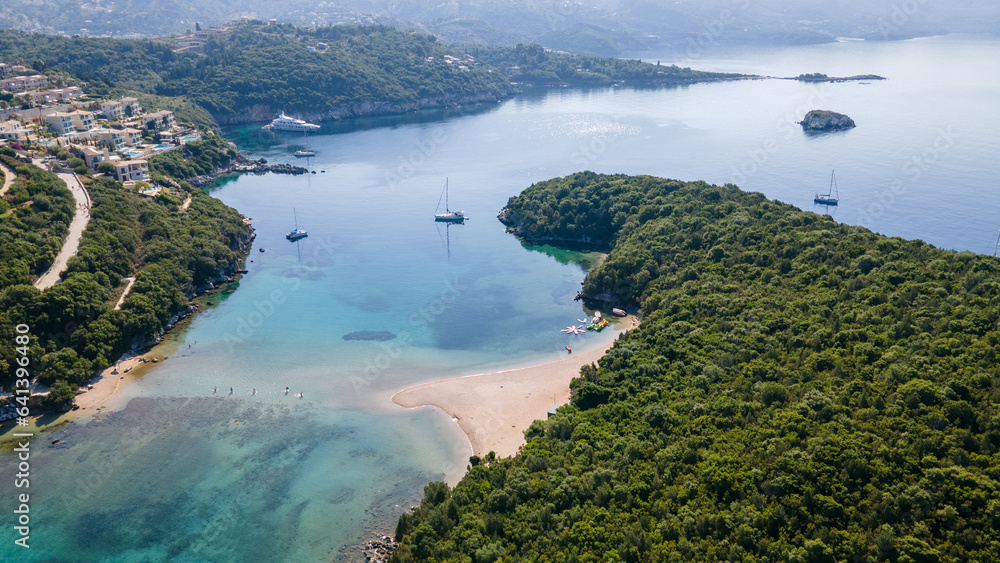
[[799, 110, 856, 132], [359, 535, 398, 562], [185, 154, 308, 187]]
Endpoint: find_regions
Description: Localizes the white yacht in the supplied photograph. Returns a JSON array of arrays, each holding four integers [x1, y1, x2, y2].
[[264, 113, 321, 132]]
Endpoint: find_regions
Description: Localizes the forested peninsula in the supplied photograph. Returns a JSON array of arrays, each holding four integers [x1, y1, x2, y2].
[[469, 44, 745, 87], [391, 173, 1000, 562], [0, 23, 743, 126]]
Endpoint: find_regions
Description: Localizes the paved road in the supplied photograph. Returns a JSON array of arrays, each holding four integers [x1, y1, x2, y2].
[[33, 172, 92, 290], [0, 161, 14, 197]]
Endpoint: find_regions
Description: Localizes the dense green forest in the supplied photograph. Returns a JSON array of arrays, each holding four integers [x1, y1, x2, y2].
[[0, 159, 250, 403], [0, 23, 744, 124], [0, 151, 75, 287], [392, 173, 1000, 562], [0, 23, 514, 121], [156, 24, 514, 117], [471, 43, 745, 86]]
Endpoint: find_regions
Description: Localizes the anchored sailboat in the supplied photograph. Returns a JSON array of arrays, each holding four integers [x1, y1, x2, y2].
[[814, 170, 840, 205], [286, 208, 308, 241], [434, 179, 466, 222]]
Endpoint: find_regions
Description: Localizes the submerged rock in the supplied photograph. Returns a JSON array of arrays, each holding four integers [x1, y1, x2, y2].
[[343, 331, 396, 341], [800, 110, 856, 132]]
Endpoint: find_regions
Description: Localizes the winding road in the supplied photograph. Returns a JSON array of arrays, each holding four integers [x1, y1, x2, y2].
[[33, 171, 92, 290], [0, 161, 15, 197]]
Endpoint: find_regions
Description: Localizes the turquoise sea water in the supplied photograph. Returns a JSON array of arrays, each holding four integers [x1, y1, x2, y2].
[[2, 35, 1000, 561]]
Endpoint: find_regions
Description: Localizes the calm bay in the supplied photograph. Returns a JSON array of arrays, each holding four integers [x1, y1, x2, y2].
[[1, 35, 999, 561]]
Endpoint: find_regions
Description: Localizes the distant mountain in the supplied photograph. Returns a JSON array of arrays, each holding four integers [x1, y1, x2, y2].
[[2, 1, 998, 55]]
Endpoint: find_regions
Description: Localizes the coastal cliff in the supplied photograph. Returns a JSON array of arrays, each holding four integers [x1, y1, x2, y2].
[[800, 109, 856, 132]]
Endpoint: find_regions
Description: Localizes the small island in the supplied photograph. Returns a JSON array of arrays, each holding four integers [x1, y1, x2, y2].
[[794, 72, 885, 82], [799, 109, 856, 132]]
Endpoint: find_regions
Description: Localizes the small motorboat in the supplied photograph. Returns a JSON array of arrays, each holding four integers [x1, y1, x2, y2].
[[293, 150, 316, 157], [612, 308, 627, 317]]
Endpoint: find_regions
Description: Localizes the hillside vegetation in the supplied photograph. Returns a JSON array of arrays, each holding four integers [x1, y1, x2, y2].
[[472, 44, 744, 87], [0, 23, 747, 126], [0, 152, 75, 287], [392, 172, 1000, 562], [0, 157, 250, 403], [147, 135, 236, 181], [0, 23, 514, 123]]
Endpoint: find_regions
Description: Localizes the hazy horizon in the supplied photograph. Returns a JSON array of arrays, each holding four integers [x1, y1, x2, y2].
[[1, 0, 998, 55]]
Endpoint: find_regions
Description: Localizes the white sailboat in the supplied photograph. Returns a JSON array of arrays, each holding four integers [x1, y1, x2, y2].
[[286, 208, 308, 240], [434, 179, 466, 222], [814, 170, 840, 205]]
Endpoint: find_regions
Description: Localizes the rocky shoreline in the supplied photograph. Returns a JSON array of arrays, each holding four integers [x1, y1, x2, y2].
[[357, 535, 398, 563], [497, 207, 609, 249], [186, 152, 308, 187]]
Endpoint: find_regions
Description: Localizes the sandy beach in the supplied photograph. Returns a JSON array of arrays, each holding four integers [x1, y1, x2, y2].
[[392, 339, 617, 459], [72, 356, 146, 412]]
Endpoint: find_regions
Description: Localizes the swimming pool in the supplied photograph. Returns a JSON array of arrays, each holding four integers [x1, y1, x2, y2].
[[152, 144, 174, 151]]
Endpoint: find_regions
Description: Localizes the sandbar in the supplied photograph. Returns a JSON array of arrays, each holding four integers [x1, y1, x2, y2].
[[392, 339, 617, 459]]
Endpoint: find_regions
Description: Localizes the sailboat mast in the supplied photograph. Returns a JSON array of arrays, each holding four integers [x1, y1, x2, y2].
[[446, 178, 449, 213]]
